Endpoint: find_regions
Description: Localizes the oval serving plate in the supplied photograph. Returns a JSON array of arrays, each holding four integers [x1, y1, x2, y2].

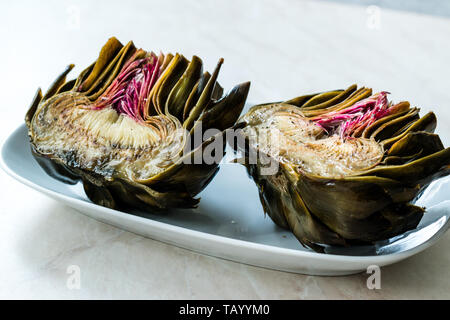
[[2, 123, 450, 276]]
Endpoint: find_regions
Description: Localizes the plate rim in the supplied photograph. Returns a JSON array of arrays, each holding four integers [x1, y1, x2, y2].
[[1, 124, 449, 274]]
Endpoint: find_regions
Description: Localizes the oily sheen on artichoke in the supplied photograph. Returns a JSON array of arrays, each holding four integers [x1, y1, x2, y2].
[[237, 84, 450, 252], [26, 37, 250, 210]]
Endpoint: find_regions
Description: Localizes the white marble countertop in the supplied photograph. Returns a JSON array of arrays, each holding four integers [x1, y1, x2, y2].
[[1, 0, 450, 299]]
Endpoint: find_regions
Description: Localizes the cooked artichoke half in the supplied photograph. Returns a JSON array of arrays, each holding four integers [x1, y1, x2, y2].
[[26, 37, 250, 210], [238, 85, 450, 251]]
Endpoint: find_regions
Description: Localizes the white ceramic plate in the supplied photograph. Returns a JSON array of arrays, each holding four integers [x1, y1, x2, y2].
[[2, 124, 450, 276]]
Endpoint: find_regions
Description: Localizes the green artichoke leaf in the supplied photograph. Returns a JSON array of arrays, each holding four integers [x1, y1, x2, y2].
[[26, 37, 250, 211], [25, 87, 43, 128], [296, 170, 417, 219], [283, 92, 318, 108], [136, 128, 230, 195], [82, 179, 117, 209], [191, 81, 250, 135], [157, 54, 189, 114], [56, 78, 77, 94], [301, 84, 357, 110], [211, 82, 224, 102], [73, 61, 95, 90], [382, 112, 437, 148], [362, 147, 450, 184], [382, 152, 423, 165], [43, 64, 75, 100], [30, 144, 80, 185], [237, 85, 450, 251], [79, 36, 123, 91], [84, 40, 136, 99], [147, 53, 175, 114], [300, 90, 343, 108], [361, 101, 411, 138], [182, 72, 211, 121], [292, 170, 424, 240], [165, 55, 203, 120], [303, 87, 372, 117], [388, 131, 444, 157], [89, 177, 199, 210]]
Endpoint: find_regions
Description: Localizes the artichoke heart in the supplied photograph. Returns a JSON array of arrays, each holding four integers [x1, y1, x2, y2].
[[26, 37, 250, 210], [238, 85, 450, 252]]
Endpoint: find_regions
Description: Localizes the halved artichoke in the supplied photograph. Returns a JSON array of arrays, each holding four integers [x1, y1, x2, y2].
[[237, 84, 450, 252], [26, 37, 250, 210]]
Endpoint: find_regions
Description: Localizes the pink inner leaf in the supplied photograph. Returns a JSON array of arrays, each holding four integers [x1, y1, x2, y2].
[[92, 53, 162, 122], [312, 92, 391, 138]]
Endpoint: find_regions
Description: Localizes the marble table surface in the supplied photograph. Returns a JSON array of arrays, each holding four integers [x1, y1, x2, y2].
[[1, 0, 450, 299]]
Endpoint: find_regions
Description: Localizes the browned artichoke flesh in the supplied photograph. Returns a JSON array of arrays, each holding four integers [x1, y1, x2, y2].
[[240, 85, 450, 251], [31, 93, 186, 182], [26, 37, 250, 210]]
